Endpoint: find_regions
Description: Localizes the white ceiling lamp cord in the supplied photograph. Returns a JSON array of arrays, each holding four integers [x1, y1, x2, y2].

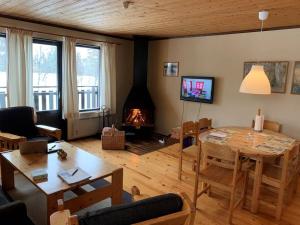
[[257, 10, 269, 64], [259, 10, 269, 32]]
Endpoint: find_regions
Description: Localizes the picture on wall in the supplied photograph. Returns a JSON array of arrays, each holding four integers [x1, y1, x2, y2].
[[291, 61, 300, 95], [163, 62, 179, 77], [243, 61, 289, 93]]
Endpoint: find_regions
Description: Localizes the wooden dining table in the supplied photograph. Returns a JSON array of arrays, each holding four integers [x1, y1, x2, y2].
[[198, 126, 296, 213]]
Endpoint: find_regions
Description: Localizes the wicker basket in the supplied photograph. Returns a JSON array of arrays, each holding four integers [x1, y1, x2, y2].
[[101, 128, 125, 150]]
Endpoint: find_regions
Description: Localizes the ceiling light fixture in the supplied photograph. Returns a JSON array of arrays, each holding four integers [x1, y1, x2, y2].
[[239, 10, 271, 95]]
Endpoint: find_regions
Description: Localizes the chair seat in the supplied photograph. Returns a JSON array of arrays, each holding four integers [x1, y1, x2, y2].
[[199, 165, 236, 190]]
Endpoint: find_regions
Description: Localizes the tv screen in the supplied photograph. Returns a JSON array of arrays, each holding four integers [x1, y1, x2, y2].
[[180, 76, 215, 104]]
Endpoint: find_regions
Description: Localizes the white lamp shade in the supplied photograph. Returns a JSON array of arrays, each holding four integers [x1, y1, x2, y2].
[[239, 65, 271, 95]]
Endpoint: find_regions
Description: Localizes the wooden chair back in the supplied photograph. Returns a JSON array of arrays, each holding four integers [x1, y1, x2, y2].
[[181, 121, 198, 137], [50, 193, 195, 225], [264, 120, 282, 133], [180, 121, 199, 146], [202, 142, 238, 170], [252, 119, 281, 133], [198, 118, 212, 133]]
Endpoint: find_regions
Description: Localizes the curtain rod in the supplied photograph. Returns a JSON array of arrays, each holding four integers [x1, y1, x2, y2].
[[0, 25, 121, 45]]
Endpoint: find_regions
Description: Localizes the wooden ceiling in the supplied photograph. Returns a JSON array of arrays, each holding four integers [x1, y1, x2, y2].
[[0, 0, 300, 38]]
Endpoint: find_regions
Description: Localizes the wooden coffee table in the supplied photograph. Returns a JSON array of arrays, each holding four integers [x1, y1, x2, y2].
[[0, 141, 123, 225]]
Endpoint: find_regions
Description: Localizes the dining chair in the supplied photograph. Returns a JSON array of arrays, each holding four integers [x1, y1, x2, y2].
[[198, 118, 212, 133], [251, 119, 282, 166], [248, 143, 299, 220], [178, 121, 198, 180], [251, 119, 282, 133], [192, 118, 213, 172], [193, 142, 247, 224], [178, 118, 212, 180]]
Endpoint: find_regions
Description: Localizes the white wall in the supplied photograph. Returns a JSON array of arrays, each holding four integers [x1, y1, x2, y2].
[[0, 17, 133, 140], [148, 29, 300, 139]]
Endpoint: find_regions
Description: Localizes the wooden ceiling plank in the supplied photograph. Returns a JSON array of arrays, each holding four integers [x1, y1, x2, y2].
[[1, 0, 300, 38]]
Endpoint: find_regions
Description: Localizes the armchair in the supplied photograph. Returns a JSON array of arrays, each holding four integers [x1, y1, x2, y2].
[[0, 186, 34, 225], [0, 106, 62, 150]]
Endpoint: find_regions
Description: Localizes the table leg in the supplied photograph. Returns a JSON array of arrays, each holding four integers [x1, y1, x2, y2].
[[0, 156, 15, 190], [111, 168, 123, 205], [251, 157, 263, 213], [47, 192, 64, 225], [193, 145, 201, 206]]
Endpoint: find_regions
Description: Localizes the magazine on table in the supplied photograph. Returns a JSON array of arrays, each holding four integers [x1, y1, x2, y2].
[[58, 167, 91, 185], [208, 131, 228, 139]]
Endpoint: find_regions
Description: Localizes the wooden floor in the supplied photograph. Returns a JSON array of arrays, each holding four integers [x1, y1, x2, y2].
[[71, 138, 300, 225]]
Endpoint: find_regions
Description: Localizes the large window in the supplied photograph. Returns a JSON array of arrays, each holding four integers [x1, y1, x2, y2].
[[0, 35, 7, 108], [76, 45, 100, 111], [33, 40, 60, 111]]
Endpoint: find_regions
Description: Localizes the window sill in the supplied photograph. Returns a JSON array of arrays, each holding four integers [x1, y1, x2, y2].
[[79, 110, 100, 119]]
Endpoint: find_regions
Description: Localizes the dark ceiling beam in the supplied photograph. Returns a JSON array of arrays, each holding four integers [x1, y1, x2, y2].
[[150, 25, 300, 40]]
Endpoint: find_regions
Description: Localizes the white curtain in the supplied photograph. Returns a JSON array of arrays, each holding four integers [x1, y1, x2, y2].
[[100, 43, 116, 114], [6, 28, 33, 107], [62, 37, 79, 137]]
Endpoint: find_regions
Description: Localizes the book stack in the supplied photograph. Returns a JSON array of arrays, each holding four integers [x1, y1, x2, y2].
[[31, 168, 48, 182]]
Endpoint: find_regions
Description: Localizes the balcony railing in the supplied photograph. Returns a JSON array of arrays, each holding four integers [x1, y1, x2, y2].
[[33, 86, 58, 111], [77, 86, 100, 111], [0, 86, 99, 111]]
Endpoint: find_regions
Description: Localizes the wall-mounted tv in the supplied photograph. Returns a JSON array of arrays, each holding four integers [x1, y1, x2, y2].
[[180, 76, 215, 104]]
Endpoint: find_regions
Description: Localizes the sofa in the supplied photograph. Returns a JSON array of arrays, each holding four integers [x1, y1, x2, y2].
[[0, 106, 62, 149], [0, 186, 34, 225], [50, 192, 195, 225]]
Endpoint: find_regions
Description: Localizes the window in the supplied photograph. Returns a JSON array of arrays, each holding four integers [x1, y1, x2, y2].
[[0, 34, 7, 108], [33, 40, 60, 111], [76, 45, 100, 111]]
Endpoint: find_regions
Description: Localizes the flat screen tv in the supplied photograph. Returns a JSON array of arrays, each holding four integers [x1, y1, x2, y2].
[[180, 76, 215, 104]]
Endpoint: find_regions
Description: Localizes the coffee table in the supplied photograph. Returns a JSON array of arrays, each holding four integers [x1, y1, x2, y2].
[[0, 141, 123, 225]]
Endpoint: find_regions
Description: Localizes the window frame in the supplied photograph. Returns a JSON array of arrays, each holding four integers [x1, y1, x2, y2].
[[75, 43, 101, 112], [32, 38, 63, 113]]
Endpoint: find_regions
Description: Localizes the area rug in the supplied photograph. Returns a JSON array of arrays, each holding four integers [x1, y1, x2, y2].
[[126, 133, 178, 155], [8, 173, 132, 225]]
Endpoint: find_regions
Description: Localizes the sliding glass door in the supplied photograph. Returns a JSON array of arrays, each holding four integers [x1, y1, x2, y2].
[[33, 39, 63, 129]]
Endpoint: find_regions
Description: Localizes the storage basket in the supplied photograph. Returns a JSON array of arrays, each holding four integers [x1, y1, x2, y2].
[[101, 127, 125, 150]]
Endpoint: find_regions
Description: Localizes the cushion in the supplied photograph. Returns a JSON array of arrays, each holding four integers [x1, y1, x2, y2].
[[0, 106, 38, 138], [79, 193, 183, 225], [0, 201, 35, 225]]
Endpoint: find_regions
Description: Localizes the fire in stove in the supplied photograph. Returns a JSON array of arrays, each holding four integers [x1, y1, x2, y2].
[[126, 108, 145, 128]]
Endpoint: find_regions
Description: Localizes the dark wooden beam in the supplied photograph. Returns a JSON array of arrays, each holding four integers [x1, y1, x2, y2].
[[150, 25, 300, 40]]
